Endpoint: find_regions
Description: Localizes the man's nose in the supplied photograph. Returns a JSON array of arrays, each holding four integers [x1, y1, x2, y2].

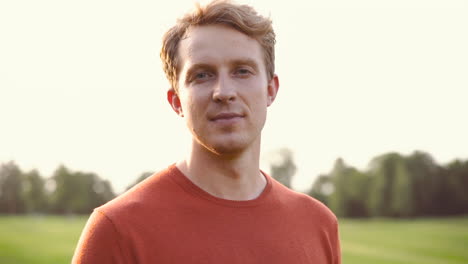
[[212, 74, 236, 103]]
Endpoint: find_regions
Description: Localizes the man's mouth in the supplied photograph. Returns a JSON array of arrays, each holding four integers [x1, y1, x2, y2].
[[210, 112, 244, 122]]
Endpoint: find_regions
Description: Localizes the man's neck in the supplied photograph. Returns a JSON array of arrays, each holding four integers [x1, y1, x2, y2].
[[176, 141, 266, 201]]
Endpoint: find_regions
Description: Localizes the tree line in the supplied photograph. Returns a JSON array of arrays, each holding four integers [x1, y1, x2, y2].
[[308, 151, 468, 218], [1, 150, 467, 217], [0, 162, 115, 214]]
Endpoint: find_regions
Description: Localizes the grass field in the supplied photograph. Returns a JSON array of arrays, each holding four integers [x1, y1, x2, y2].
[[340, 217, 468, 264], [0, 215, 87, 264], [0, 216, 467, 263]]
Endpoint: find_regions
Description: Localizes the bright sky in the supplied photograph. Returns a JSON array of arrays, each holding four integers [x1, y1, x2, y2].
[[1, 0, 467, 193]]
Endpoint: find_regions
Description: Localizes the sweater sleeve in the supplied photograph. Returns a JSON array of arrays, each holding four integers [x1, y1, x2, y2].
[[333, 219, 342, 264], [72, 210, 127, 264]]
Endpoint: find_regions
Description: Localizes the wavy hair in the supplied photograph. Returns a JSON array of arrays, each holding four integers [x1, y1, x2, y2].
[[160, 0, 276, 92]]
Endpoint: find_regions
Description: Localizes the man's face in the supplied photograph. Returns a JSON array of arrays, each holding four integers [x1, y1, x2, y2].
[[168, 24, 279, 155]]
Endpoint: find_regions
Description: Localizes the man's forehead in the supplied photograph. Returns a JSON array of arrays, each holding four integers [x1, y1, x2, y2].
[[182, 24, 252, 43], [178, 25, 263, 67]]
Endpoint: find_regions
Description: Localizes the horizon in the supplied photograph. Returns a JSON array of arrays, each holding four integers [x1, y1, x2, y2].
[[1, 148, 465, 195]]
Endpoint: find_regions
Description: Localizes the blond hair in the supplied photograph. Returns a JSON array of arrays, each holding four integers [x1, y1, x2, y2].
[[160, 0, 276, 92]]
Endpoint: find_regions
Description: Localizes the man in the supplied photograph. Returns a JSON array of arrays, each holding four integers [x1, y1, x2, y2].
[[72, 1, 341, 263]]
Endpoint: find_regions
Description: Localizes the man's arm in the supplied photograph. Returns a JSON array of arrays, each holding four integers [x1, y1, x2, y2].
[[72, 210, 127, 264], [333, 219, 342, 264]]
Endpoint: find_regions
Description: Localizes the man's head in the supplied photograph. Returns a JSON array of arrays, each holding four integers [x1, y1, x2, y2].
[[162, 0, 279, 156], [160, 0, 276, 93]]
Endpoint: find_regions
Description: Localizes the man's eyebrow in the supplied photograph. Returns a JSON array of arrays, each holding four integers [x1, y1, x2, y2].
[[229, 59, 259, 70]]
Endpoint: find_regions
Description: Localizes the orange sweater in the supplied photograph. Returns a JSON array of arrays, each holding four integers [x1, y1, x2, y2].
[[73, 164, 341, 263]]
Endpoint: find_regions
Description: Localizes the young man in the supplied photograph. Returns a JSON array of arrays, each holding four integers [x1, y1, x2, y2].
[[72, 1, 341, 263]]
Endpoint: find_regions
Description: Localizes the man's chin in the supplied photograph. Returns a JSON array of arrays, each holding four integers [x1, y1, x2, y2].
[[195, 133, 258, 157], [205, 140, 248, 157], [210, 144, 245, 156]]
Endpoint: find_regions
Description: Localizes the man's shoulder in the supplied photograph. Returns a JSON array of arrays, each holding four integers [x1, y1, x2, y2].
[[96, 164, 180, 219], [271, 179, 338, 225]]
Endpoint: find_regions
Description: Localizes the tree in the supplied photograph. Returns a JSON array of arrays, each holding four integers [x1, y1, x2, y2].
[[368, 153, 403, 217], [328, 158, 370, 217], [0, 161, 26, 214], [390, 159, 413, 217], [23, 169, 47, 213], [269, 148, 296, 188], [308, 174, 333, 206], [50, 165, 115, 214], [438, 159, 468, 215], [327, 158, 347, 216], [87, 174, 115, 211], [404, 151, 440, 216], [49, 165, 75, 214]]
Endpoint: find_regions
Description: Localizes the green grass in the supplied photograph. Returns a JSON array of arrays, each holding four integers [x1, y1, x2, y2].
[[340, 217, 468, 264], [0, 215, 87, 264], [0, 215, 467, 263]]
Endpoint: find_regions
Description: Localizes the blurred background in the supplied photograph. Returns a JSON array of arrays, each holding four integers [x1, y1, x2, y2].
[[0, 0, 467, 263]]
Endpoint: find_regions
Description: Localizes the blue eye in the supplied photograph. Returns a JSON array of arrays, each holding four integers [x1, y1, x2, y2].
[[196, 73, 207, 78], [235, 68, 253, 77], [189, 71, 215, 84]]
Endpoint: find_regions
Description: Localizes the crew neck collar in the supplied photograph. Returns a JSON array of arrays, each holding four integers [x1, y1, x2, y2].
[[168, 164, 273, 207]]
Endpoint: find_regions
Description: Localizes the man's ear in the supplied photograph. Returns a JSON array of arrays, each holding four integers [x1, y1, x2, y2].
[[267, 74, 279, 107], [167, 88, 184, 117]]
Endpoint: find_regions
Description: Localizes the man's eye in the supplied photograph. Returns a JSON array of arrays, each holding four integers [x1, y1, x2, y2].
[[195, 72, 211, 79], [187, 71, 215, 84], [235, 68, 252, 76]]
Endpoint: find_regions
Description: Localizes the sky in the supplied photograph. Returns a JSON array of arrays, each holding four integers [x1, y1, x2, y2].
[[1, 0, 467, 193]]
